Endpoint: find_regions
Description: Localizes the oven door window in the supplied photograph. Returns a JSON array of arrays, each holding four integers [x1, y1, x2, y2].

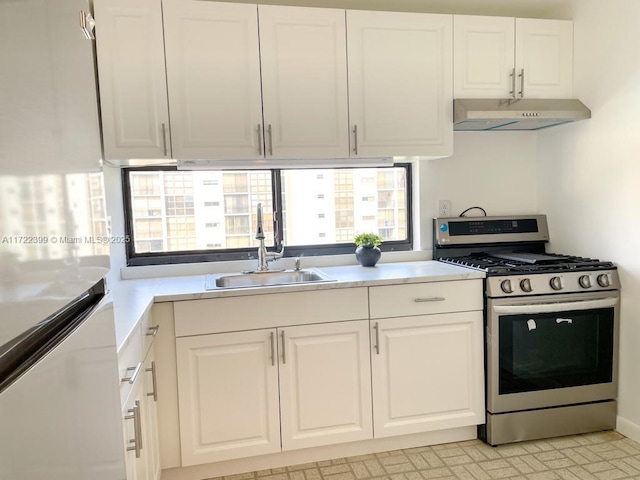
[[499, 307, 614, 395]]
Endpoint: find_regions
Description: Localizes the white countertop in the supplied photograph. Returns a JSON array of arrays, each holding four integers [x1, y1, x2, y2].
[[110, 260, 483, 351]]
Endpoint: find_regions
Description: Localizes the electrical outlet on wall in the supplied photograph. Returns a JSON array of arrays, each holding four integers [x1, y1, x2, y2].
[[438, 200, 451, 217]]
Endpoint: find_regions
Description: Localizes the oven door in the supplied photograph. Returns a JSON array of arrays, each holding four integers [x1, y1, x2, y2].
[[486, 291, 619, 414]]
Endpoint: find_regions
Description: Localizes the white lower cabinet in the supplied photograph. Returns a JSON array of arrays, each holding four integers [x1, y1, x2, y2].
[[119, 311, 161, 480], [175, 320, 372, 466], [371, 311, 485, 438], [279, 321, 373, 450], [176, 329, 281, 466]]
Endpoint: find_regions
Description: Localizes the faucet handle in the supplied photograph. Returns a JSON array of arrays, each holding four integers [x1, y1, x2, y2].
[[266, 243, 285, 263], [294, 257, 301, 271]]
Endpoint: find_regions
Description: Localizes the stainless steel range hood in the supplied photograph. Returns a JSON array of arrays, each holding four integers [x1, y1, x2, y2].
[[453, 98, 591, 131]]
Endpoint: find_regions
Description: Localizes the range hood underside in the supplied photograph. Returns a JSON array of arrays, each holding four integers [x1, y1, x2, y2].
[[453, 98, 591, 131]]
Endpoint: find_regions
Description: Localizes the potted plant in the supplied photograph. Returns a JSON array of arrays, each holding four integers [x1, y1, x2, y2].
[[353, 233, 384, 267]]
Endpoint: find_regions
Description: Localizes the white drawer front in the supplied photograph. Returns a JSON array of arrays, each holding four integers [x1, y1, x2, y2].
[[117, 324, 143, 407], [369, 280, 482, 319], [174, 287, 369, 336]]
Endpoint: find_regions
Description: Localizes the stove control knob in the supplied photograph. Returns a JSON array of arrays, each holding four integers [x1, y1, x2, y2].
[[520, 278, 533, 293], [550, 276, 563, 291], [579, 275, 592, 289], [500, 279, 514, 294], [597, 274, 611, 288]]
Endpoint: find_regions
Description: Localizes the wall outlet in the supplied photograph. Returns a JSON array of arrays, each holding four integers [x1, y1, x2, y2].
[[438, 200, 451, 217]]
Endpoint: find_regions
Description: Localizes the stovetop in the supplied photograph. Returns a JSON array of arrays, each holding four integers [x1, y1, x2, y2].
[[438, 252, 616, 276]]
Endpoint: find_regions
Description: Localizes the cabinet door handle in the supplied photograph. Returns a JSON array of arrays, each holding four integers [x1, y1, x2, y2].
[[121, 362, 143, 384], [414, 297, 446, 303], [373, 322, 380, 355], [161, 123, 168, 156], [510, 68, 516, 99], [146, 361, 158, 402], [146, 325, 159, 337], [280, 330, 286, 364], [79, 11, 95, 40], [518, 68, 525, 98], [125, 400, 142, 458], [270, 331, 275, 366], [352, 125, 358, 155], [267, 124, 273, 156], [257, 124, 263, 155]]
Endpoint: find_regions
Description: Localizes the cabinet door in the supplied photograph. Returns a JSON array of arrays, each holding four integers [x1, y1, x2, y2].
[[94, 0, 171, 160], [371, 312, 484, 438], [453, 15, 515, 98], [163, 0, 264, 160], [347, 11, 453, 158], [143, 346, 161, 480], [515, 18, 573, 98], [259, 5, 349, 159], [176, 329, 281, 466], [278, 321, 373, 450]]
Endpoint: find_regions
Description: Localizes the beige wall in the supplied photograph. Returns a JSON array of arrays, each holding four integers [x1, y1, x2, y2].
[[537, 0, 640, 442]]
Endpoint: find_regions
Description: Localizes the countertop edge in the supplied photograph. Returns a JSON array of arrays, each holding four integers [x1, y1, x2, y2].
[[111, 261, 484, 351]]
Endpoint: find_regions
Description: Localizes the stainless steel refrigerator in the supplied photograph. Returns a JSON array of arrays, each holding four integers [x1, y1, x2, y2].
[[0, 0, 126, 478]]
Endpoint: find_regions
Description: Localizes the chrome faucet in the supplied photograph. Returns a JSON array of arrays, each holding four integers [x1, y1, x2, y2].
[[255, 202, 284, 272]]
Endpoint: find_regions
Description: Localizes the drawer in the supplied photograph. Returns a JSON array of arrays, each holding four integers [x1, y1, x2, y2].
[[174, 287, 369, 336], [117, 323, 143, 407], [140, 305, 159, 358], [369, 280, 482, 319]]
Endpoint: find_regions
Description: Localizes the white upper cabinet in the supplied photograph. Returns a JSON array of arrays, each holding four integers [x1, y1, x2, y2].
[[94, 0, 171, 160], [259, 6, 350, 159], [515, 18, 573, 99], [163, 1, 264, 160], [347, 11, 453, 158], [454, 15, 573, 99]]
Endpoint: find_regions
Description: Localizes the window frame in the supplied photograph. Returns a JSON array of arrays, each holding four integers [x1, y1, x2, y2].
[[122, 164, 413, 266]]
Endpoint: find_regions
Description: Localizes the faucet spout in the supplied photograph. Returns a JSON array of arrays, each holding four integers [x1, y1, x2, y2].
[[255, 202, 265, 240]]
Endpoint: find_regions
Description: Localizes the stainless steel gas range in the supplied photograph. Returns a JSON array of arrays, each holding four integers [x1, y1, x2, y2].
[[433, 215, 620, 446]]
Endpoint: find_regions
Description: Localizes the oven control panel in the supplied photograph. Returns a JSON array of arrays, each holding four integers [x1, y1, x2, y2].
[[487, 270, 619, 297]]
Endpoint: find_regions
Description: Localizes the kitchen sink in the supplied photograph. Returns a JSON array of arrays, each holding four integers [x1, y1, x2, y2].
[[205, 269, 335, 290]]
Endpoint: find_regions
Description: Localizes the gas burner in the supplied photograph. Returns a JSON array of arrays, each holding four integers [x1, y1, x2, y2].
[[439, 253, 615, 276]]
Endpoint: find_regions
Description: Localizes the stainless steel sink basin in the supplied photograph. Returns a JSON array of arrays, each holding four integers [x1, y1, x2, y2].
[[205, 269, 334, 290]]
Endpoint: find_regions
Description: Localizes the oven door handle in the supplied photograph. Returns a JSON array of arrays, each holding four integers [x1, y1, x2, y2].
[[493, 297, 618, 314]]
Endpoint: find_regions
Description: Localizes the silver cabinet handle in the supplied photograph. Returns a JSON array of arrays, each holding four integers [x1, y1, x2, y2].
[[125, 400, 142, 458], [414, 297, 446, 303], [146, 361, 158, 402], [510, 68, 516, 99], [352, 125, 358, 155], [267, 124, 273, 156], [270, 331, 275, 366], [373, 322, 380, 355], [518, 68, 525, 98], [121, 362, 143, 384], [161, 123, 168, 156], [79, 11, 95, 40], [280, 330, 286, 364], [146, 325, 159, 337], [257, 124, 263, 155]]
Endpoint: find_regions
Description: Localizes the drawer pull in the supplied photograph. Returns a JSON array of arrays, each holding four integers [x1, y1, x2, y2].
[[414, 297, 446, 303], [121, 362, 143, 384], [373, 322, 380, 355], [146, 361, 158, 402], [146, 325, 160, 337], [125, 400, 142, 458]]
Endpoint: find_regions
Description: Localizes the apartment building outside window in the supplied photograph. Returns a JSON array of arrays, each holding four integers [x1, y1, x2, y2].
[[123, 165, 411, 266]]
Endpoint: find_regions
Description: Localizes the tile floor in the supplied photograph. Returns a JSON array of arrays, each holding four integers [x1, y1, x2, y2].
[[213, 431, 640, 480]]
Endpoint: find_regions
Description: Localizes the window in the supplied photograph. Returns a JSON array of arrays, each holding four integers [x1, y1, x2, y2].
[[123, 165, 411, 266]]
